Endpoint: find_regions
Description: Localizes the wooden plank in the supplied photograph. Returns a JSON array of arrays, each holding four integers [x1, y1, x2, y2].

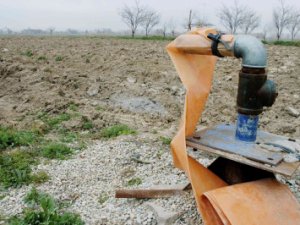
[[186, 139, 300, 177]]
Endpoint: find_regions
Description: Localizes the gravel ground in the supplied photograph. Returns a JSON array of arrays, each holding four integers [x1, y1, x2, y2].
[[0, 133, 206, 225], [1, 132, 299, 225]]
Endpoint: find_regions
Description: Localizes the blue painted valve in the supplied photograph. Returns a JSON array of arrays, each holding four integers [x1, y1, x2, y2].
[[235, 113, 259, 142]]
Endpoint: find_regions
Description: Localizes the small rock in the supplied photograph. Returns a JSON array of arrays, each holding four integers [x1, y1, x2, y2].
[[287, 107, 300, 117], [225, 75, 232, 81], [2, 48, 8, 52], [87, 83, 99, 96], [145, 202, 183, 225], [127, 77, 137, 83]]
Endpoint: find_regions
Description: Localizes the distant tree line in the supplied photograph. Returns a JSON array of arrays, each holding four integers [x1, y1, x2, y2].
[[119, 0, 300, 40]]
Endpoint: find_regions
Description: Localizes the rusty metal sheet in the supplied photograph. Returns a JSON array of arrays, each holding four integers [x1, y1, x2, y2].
[[188, 124, 283, 165]]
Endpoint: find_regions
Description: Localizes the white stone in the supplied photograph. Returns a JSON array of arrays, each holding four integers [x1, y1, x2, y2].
[[287, 106, 300, 117]]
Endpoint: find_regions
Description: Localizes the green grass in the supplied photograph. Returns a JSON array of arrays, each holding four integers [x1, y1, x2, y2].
[[60, 131, 78, 143], [81, 117, 93, 130], [127, 177, 142, 186], [160, 136, 172, 145], [117, 35, 175, 41], [55, 55, 64, 61], [0, 126, 38, 150], [31, 171, 50, 184], [98, 192, 109, 204], [68, 103, 79, 111], [38, 113, 71, 131], [8, 188, 84, 225], [262, 40, 300, 47], [40, 143, 73, 160], [37, 55, 47, 61], [0, 150, 39, 188], [273, 40, 300, 47], [100, 124, 136, 138], [21, 50, 33, 57]]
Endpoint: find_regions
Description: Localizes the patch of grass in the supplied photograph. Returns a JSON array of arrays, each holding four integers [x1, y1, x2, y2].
[[81, 117, 93, 130], [39, 113, 71, 131], [0, 126, 38, 150], [98, 192, 109, 204], [95, 106, 104, 111], [55, 55, 64, 61], [100, 124, 136, 138], [262, 40, 300, 47], [60, 131, 78, 143], [160, 136, 172, 145], [8, 188, 84, 225], [37, 55, 47, 61], [118, 35, 175, 41], [0, 194, 6, 200], [31, 171, 49, 184], [0, 150, 39, 188], [21, 50, 33, 57], [273, 40, 300, 47], [40, 143, 73, 160], [127, 177, 142, 186], [68, 103, 79, 111]]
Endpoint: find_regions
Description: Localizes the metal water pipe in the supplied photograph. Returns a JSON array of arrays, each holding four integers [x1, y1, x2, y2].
[[208, 33, 278, 142]]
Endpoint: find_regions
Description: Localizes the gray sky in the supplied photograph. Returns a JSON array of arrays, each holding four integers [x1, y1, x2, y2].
[[0, 0, 299, 32]]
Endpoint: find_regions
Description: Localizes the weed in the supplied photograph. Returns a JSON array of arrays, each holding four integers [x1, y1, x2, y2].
[[127, 177, 142, 186], [0, 150, 38, 188], [0, 126, 38, 150], [0, 194, 6, 200], [81, 117, 93, 130], [21, 50, 33, 57], [100, 124, 136, 138], [85, 58, 90, 63], [95, 106, 104, 111], [39, 113, 71, 131], [8, 188, 84, 225], [40, 143, 73, 160], [98, 192, 109, 204], [55, 55, 64, 61], [37, 55, 47, 61], [60, 131, 78, 143], [160, 136, 172, 145], [31, 171, 49, 184], [68, 103, 79, 111]]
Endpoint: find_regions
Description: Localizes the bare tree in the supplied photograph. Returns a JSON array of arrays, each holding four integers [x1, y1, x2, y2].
[[48, 27, 55, 36], [243, 10, 260, 34], [160, 23, 168, 38], [262, 24, 269, 41], [185, 10, 193, 31], [120, 0, 146, 38], [288, 10, 300, 40], [169, 20, 176, 37], [217, 1, 247, 34], [143, 9, 160, 37], [273, 0, 292, 40]]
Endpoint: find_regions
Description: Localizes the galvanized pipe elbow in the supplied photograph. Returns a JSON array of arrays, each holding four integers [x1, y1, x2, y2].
[[233, 35, 267, 68]]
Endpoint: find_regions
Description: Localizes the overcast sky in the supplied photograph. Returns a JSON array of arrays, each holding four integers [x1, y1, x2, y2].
[[0, 0, 299, 32]]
